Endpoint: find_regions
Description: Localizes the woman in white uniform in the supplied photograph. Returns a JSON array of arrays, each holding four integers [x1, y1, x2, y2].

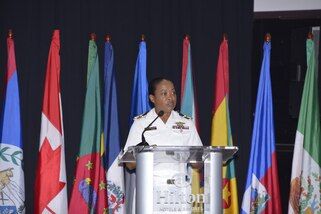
[[124, 77, 203, 213]]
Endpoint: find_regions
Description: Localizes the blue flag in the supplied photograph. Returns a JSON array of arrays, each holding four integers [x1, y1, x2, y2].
[[126, 40, 151, 214], [0, 36, 25, 213], [129, 41, 151, 125], [104, 40, 126, 213], [241, 40, 282, 213]]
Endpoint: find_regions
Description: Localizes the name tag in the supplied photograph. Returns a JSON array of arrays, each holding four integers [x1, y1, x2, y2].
[[146, 126, 157, 131], [172, 126, 189, 130]]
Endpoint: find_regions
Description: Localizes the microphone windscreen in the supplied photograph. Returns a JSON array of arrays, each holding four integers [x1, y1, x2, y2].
[[158, 110, 164, 117]]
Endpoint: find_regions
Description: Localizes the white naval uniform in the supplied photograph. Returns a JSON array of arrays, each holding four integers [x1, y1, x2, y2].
[[124, 108, 203, 214]]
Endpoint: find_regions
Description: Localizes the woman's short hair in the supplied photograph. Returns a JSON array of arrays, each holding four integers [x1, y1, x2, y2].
[[148, 77, 172, 95]]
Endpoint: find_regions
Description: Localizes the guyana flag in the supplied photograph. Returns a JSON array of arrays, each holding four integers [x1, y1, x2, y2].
[[69, 36, 108, 213], [288, 35, 321, 213], [210, 36, 239, 213]]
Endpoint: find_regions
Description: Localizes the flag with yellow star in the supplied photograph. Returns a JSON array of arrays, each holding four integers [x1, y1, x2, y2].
[[211, 36, 239, 214], [69, 35, 108, 213]]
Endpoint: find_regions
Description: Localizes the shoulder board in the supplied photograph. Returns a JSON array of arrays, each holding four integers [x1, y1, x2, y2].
[[179, 112, 192, 120], [134, 110, 149, 119]]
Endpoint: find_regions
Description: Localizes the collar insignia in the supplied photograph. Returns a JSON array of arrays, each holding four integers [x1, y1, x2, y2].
[[134, 110, 149, 120]]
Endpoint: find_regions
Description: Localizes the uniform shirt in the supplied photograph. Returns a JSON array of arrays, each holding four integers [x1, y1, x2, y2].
[[124, 108, 202, 149], [124, 108, 203, 213]]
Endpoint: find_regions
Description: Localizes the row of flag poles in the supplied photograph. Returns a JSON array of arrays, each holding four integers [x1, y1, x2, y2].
[[0, 29, 318, 213]]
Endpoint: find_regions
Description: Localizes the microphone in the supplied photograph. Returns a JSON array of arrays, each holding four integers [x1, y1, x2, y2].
[[137, 110, 164, 146]]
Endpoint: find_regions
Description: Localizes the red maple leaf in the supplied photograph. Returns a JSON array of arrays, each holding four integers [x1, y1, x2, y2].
[[34, 137, 65, 213]]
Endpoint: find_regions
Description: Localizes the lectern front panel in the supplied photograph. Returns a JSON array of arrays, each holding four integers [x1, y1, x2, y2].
[[118, 146, 238, 214]]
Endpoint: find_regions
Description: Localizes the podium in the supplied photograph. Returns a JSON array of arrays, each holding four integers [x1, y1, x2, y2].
[[119, 146, 238, 214]]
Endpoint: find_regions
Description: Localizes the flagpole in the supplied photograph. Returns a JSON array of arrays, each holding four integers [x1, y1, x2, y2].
[[265, 33, 271, 42], [91, 32, 96, 41], [69, 30, 108, 213], [223, 33, 227, 41], [241, 32, 282, 214], [307, 31, 313, 39], [8, 29, 13, 39], [106, 34, 111, 42], [103, 33, 126, 213], [288, 30, 320, 214], [7, 29, 13, 87], [1, 28, 26, 213], [126, 33, 150, 213]]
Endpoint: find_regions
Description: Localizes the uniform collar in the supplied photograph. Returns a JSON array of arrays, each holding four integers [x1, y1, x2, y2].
[[151, 108, 175, 124]]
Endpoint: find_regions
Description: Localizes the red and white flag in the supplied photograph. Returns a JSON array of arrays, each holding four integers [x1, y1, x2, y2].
[[34, 29, 68, 213]]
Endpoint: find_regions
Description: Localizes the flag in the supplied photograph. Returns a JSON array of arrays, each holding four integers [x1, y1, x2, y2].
[[125, 40, 151, 214], [181, 36, 200, 130], [288, 35, 321, 213], [69, 36, 108, 213], [34, 30, 68, 214], [241, 38, 282, 213], [0, 32, 25, 213], [129, 40, 151, 124], [180, 36, 202, 214], [210, 36, 239, 214], [104, 39, 126, 213]]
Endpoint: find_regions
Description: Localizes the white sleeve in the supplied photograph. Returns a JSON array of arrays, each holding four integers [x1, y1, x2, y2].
[[189, 122, 203, 146], [124, 120, 144, 150]]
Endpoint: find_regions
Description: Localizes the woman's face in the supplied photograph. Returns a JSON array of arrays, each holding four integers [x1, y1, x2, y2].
[[149, 80, 177, 114]]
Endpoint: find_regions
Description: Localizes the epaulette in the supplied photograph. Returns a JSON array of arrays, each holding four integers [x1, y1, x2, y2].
[[134, 110, 149, 120], [179, 112, 192, 120]]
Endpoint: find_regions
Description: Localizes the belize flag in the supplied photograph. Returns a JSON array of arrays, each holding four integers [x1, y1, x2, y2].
[[0, 31, 25, 213], [104, 38, 126, 213], [241, 36, 282, 214]]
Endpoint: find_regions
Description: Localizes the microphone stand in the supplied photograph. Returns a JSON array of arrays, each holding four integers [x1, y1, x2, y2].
[[136, 110, 164, 147]]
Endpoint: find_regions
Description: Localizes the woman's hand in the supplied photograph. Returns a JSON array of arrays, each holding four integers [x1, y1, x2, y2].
[[190, 163, 203, 171], [125, 162, 136, 170]]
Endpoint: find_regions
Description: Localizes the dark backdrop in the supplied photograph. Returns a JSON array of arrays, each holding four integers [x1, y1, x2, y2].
[[0, 0, 253, 212]]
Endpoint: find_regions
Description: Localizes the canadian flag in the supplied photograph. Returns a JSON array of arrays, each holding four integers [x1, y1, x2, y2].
[[34, 30, 68, 213]]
